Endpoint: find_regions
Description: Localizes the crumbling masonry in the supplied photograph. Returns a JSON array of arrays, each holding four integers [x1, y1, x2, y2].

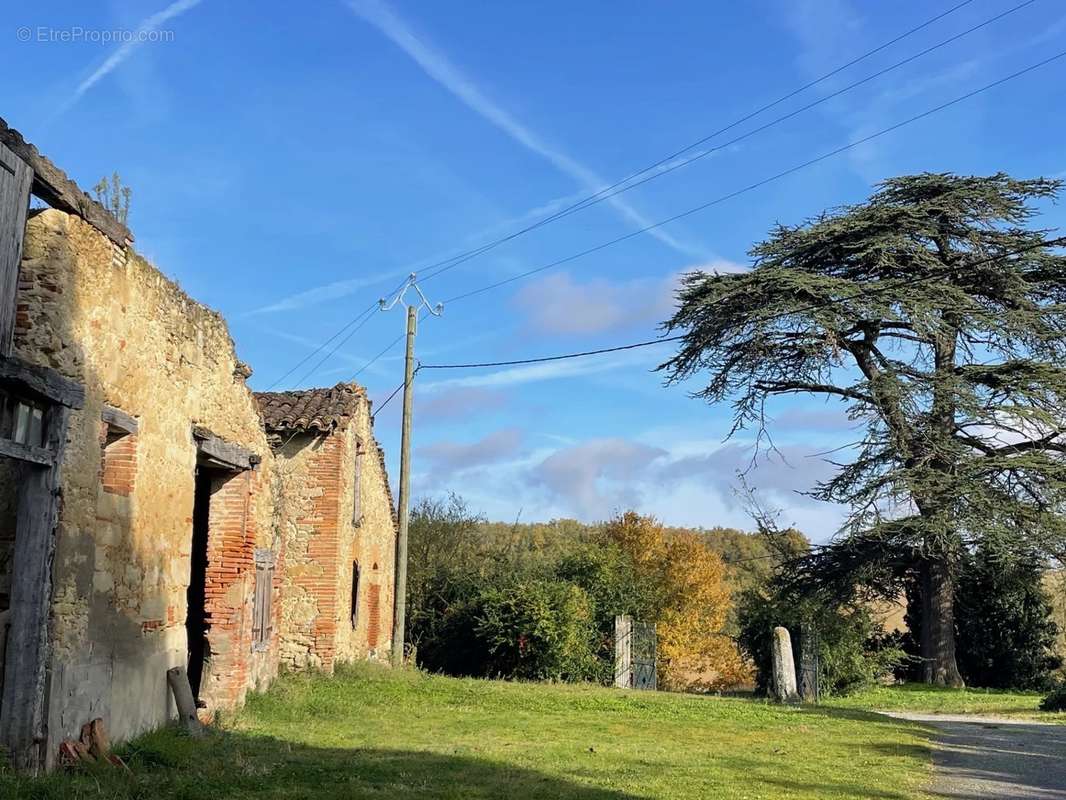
[[0, 118, 397, 772]]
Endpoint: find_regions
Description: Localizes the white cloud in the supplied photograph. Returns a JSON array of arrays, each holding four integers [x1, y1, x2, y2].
[[60, 0, 205, 114], [346, 0, 710, 259], [413, 427, 850, 540], [514, 271, 679, 336], [513, 260, 746, 336]]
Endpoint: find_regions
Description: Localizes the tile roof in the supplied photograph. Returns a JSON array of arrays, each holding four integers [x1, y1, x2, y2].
[[254, 383, 364, 433]]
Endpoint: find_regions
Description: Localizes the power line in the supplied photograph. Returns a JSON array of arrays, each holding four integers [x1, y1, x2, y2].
[[263, 274, 410, 391], [371, 377, 409, 420], [420, 336, 685, 370], [419, 0, 1032, 287], [409, 0, 983, 285], [352, 49, 1066, 381], [273, 0, 983, 387], [418, 236, 1066, 372], [443, 49, 1066, 305]]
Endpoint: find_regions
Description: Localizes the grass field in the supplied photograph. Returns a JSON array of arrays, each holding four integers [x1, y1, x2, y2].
[[0, 664, 936, 800], [830, 683, 1063, 721]]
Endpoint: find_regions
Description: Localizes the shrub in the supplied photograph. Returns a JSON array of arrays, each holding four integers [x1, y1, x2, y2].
[[737, 587, 904, 697], [1040, 684, 1066, 712], [899, 548, 1062, 690], [955, 550, 1062, 691], [476, 578, 602, 682]]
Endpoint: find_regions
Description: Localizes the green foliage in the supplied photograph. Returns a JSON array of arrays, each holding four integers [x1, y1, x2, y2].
[[407, 499, 768, 687], [897, 550, 1062, 690], [1041, 684, 1066, 712], [477, 578, 603, 682], [662, 172, 1066, 683], [92, 171, 132, 225], [955, 550, 1062, 690], [736, 586, 905, 697]]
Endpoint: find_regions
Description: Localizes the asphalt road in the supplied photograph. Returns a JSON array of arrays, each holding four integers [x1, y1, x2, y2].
[[886, 713, 1066, 799]]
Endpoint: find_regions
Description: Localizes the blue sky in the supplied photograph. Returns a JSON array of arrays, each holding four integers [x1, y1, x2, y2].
[[4, 0, 1066, 539]]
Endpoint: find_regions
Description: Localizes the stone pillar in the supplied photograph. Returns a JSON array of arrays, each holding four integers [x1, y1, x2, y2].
[[771, 626, 799, 703], [614, 615, 632, 688]]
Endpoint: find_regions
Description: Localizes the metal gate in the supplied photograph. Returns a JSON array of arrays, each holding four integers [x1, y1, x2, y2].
[[613, 615, 657, 690]]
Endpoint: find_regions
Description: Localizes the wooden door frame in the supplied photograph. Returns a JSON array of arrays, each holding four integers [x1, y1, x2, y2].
[[0, 357, 83, 773]]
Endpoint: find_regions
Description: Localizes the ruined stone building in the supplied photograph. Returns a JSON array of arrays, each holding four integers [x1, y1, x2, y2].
[[256, 385, 396, 670], [0, 118, 397, 772]]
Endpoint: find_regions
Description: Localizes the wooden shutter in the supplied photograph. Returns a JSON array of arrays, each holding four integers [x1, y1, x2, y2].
[[0, 143, 32, 357], [252, 549, 275, 651], [352, 444, 364, 524]]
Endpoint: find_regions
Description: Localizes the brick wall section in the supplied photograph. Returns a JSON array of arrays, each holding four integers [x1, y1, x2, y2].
[[99, 425, 138, 497], [276, 433, 345, 672], [365, 583, 381, 649], [200, 469, 258, 709]]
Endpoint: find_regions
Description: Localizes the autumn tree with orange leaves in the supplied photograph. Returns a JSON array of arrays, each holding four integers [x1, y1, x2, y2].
[[604, 512, 752, 691]]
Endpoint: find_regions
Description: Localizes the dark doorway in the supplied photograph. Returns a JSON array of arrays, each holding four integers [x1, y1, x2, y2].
[[186, 467, 214, 700]]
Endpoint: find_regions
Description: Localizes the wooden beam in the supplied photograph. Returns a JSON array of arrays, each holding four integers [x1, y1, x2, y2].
[[0, 116, 133, 248], [0, 437, 53, 466], [102, 405, 138, 435], [192, 425, 256, 472], [0, 355, 84, 409]]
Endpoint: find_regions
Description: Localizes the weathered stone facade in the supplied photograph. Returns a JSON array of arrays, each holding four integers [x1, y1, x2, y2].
[[12, 209, 282, 760], [257, 385, 397, 671], [0, 121, 399, 772]]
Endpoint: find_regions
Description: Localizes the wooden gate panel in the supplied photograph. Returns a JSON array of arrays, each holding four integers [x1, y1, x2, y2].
[[0, 143, 32, 357]]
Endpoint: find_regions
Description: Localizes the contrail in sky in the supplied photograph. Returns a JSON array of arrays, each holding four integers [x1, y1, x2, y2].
[[346, 0, 710, 260], [61, 0, 205, 113]]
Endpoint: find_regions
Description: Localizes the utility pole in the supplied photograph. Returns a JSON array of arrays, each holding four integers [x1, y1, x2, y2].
[[380, 275, 442, 667]]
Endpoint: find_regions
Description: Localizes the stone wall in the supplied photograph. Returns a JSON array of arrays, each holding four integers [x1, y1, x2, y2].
[[274, 397, 395, 669], [13, 209, 281, 751], [335, 399, 396, 663]]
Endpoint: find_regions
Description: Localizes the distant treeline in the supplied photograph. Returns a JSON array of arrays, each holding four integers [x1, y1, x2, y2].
[[405, 496, 808, 690]]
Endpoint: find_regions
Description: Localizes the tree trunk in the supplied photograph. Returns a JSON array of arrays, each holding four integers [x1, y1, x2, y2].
[[919, 558, 964, 687]]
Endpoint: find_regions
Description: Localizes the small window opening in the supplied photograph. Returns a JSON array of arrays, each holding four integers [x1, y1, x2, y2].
[[351, 562, 361, 629], [0, 391, 46, 448]]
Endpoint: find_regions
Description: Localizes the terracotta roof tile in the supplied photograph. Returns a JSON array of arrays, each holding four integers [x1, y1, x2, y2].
[[254, 383, 365, 433]]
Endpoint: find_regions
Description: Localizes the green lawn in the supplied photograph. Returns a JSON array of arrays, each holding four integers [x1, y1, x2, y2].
[[829, 682, 1063, 721], [1, 664, 935, 800]]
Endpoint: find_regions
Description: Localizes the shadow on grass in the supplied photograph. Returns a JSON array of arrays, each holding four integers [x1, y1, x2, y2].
[[0, 728, 643, 800]]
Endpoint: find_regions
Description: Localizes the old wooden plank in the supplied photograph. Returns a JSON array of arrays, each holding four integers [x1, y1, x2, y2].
[[0, 355, 84, 409], [0, 143, 32, 357], [192, 425, 255, 471], [0, 437, 53, 466], [165, 667, 204, 738], [0, 404, 70, 772], [101, 405, 138, 434], [0, 117, 132, 247]]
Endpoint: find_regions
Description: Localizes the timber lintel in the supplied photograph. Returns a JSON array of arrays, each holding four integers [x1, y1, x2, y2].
[[102, 405, 138, 435], [0, 356, 84, 409], [192, 425, 258, 472]]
